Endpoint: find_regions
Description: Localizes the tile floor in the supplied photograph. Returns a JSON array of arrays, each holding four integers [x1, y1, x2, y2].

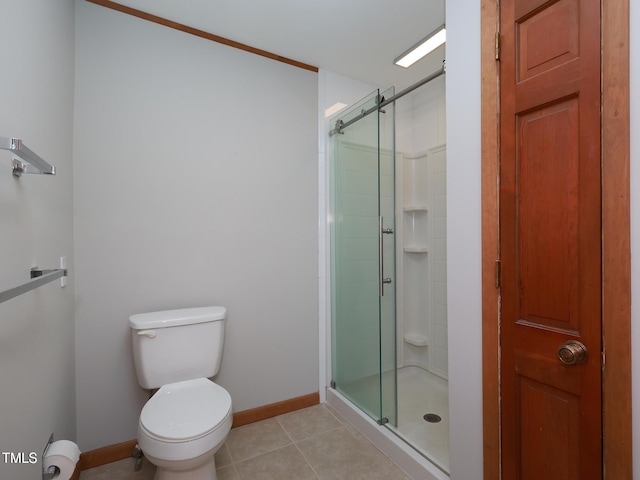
[[79, 404, 411, 480]]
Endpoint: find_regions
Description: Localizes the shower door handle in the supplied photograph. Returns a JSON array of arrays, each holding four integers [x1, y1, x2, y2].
[[379, 216, 393, 296]]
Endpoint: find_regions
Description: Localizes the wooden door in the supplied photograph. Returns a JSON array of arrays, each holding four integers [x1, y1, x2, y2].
[[499, 0, 602, 478]]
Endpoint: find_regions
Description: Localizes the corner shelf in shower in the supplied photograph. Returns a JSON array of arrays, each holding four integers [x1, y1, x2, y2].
[[404, 333, 429, 347], [402, 205, 428, 253], [403, 246, 429, 253], [403, 205, 429, 212]]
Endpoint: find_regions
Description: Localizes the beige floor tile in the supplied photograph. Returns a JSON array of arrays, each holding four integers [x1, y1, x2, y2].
[[216, 464, 239, 479], [323, 404, 365, 438], [368, 452, 413, 480], [215, 443, 232, 468], [79, 404, 412, 480], [80, 457, 240, 480], [225, 417, 291, 462], [297, 426, 392, 480], [79, 457, 155, 480], [322, 404, 348, 424], [235, 444, 319, 480], [276, 404, 343, 442]]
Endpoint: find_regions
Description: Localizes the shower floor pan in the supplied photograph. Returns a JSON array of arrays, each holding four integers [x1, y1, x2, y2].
[[391, 366, 449, 474]]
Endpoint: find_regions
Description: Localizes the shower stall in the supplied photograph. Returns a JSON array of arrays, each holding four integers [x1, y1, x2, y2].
[[328, 69, 448, 476]]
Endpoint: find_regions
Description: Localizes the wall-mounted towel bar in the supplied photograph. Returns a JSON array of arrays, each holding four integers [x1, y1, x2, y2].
[[0, 268, 67, 305], [0, 137, 56, 176]]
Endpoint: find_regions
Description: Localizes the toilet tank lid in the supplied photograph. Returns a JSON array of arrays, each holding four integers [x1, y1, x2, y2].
[[129, 306, 226, 330]]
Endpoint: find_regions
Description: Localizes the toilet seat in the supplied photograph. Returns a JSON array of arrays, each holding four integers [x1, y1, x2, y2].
[[138, 378, 233, 463], [140, 378, 232, 442]]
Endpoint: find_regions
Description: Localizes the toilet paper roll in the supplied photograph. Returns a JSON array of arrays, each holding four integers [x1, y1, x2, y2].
[[43, 440, 80, 480]]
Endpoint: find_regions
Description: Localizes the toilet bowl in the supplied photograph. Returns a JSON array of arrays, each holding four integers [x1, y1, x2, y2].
[[137, 378, 232, 480]]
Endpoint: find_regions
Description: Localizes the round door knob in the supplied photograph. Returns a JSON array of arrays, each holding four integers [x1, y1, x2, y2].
[[557, 340, 588, 366]]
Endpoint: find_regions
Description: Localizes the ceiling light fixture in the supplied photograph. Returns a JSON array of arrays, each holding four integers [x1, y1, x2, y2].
[[394, 25, 446, 68], [325, 102, 348, 118]]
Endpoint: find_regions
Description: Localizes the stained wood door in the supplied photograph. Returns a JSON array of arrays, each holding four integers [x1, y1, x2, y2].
[[499, 0, 602, 478]]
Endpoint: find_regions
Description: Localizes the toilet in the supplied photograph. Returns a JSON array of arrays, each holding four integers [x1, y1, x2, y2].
[[129, 306, 232, 480]]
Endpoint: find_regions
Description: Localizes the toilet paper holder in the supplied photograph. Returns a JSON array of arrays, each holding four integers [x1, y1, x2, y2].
[[43, 464, 60, 480], [42, 434, 58, 480], [41, 433, 81, 480]]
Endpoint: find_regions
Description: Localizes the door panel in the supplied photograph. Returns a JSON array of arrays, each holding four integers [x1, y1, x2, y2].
[[500, 0, 602, 478], [330, 89, 397, 426], [518, 98, 579, 331], [518, 376, 580, 479], [516, 0, 579, 82]]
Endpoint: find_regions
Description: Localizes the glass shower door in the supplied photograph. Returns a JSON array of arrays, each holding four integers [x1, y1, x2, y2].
[[330, 88, 397, 426]]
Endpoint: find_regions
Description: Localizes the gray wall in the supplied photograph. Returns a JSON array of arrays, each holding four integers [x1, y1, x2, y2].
[[444, 0, 484, 476], [73, 2, 318, 451], [0, 1, 76, 479]]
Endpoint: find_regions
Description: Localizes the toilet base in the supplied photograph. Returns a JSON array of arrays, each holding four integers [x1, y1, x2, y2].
[[147, 449, 218, 480]]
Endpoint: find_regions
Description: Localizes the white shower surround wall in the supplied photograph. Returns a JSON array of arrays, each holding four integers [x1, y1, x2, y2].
[[395, 76, 447, 377], [397, 145, 448, 376]]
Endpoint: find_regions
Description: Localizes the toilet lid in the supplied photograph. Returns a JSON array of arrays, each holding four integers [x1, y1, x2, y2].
[[140, 378, 232, 441]]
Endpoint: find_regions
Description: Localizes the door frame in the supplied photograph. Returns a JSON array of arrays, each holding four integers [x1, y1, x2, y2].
[[480, 0, 632, 478]]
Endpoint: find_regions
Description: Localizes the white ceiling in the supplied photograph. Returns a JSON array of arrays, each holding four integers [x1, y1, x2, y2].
[[113, 0, 446, 90]]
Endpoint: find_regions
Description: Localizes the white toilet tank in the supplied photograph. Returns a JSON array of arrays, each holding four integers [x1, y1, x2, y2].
[[129, 306, 227, 389]]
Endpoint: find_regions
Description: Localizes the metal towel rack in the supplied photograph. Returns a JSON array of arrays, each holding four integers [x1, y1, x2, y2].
[[0, 137, 56, 176], [0, 268, 67, 305]]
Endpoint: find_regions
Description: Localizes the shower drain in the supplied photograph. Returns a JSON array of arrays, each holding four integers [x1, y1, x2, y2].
[[423, 413, 442, 423]]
